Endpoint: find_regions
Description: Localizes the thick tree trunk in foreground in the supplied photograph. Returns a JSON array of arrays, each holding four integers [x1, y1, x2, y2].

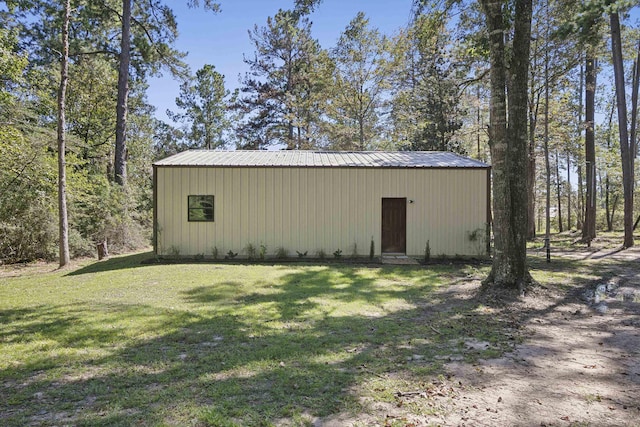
[[582, 54, 597, 244], [481, 0, 533, 290], [114, 0, 131, 186], [57, 0, 71, 268], [610, 12, 634, 248]]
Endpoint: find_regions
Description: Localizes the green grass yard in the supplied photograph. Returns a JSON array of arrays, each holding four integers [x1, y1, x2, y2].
[[0, 253, 515, 426], [3, 238, 637, 426]]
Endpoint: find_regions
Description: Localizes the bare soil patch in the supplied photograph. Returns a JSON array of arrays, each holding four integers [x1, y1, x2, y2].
[[320, 245, 640, 427]]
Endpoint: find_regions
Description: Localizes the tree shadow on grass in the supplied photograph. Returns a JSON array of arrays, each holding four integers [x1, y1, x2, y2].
[[472, 255, 640, 423], [5, 260, 635, 426], [64, 252, 430, 278], [1, 265, 496, 426], [65, 251, 155, 276]]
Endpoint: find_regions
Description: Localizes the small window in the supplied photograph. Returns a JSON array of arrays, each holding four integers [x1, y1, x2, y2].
[[188, 195, 214, 222]]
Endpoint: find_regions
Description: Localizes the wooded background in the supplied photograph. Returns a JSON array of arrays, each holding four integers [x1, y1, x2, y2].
[[1, 0, 638, 270]]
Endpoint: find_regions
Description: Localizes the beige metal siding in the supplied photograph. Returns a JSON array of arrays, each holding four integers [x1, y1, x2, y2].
[[156, 167, 488, 257]]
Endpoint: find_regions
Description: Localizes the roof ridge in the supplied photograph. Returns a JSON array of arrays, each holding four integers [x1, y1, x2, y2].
[[154, 150, 490, 168]]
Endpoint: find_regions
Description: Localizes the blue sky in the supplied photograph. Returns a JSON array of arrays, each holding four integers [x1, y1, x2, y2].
[[147, 0, 414, 123], [147, 1, 640, 126]]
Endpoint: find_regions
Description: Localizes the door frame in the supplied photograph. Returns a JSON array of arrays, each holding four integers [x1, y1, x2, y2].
[[381, 197, 407, 253]]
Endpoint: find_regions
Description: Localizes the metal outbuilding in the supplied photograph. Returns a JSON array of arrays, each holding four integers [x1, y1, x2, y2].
[[153, 150, 490, 259]]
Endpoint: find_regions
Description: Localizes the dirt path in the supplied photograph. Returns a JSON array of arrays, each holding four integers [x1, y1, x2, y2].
[[317, 246, 640, 427], [427, 247, 640, 426]]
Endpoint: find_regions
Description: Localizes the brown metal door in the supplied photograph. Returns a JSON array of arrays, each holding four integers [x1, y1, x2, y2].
[[381, 198, 406, 253]]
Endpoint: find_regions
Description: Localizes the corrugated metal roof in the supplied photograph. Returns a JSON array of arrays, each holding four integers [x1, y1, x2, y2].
[[154, 150, 490, 168]]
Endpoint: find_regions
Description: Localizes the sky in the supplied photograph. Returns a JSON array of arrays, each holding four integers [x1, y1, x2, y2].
[[147, 1, 640, 127], [146, 0, 415, 124]]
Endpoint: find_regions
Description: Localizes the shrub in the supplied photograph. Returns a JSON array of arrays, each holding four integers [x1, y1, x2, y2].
[[424, 240, 431, 263], [0, 199, 57, 263], [68, 228, 95, 258], [244, 243, 257, 261], [275, 247, 289, 259]]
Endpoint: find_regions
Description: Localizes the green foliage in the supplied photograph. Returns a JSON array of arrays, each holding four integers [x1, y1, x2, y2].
[[467, 228, 482, 242], [369, 238, 375, 260], [0, 28, 28, 107], [67, 168, 149, 254], [424, 240, 431, 263], [225, 250, 238, 259], [333, 249, 342, 259], [234, 9, 328, 149], [275, 247, 289, 259], [296, 250, 308, 258], [391, 10, 466, 153], [467, 228, 487, 256], [68, 228, 95, 258], [316, 249, 326, 260], [0, 198, 57, 263], [168, 64, 230, 149], [186, 0, 221, 13], [211, 246, 219, 260], [244, 243, 257, 261], [327, 12, 390, 150], [199, 409, 241, 427], [351, 242, 358, 258], [0, 125, 57, 263], [0, 0, 184, 264], [168, 245, 181, 256]]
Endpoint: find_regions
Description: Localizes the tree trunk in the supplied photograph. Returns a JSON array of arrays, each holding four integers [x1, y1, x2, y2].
[[630, 40, 640, 230], [97, 241, 109, 260], [544, 37, 551, 241], [577, 164, 583, 229], [631, 39, 639, 159], [605, 172, 612, 231], [566, 153, 571, 231], [610, 12, 634, 248], [577, 62, 584, 231], [605, 101, 615, 232], [527, 62, 539, 240], [115, 0, 131, 186], [582, 54, 597, 243], [527, 139, 537, 239], [359, 116, 365, 151], [57, 0, 71, 268], [506, 0, 533, 283], [481, 0, 533, 290], [556, 150, 563, 232], [477, 84, 482, 159]]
